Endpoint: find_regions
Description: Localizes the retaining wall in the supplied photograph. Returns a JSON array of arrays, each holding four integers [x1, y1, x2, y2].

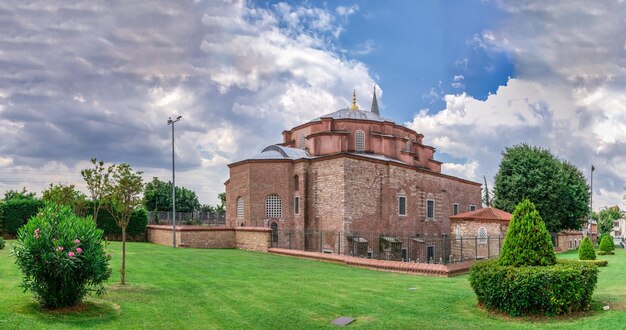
[[147, 225, 271, 252]]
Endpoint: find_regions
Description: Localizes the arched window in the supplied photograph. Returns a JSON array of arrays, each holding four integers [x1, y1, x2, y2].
[[355, 130, 365, 152], [236, 197, 244, 219], [299, 133, 306, 149], [405, 137, 411, 151], [455, 226, 462, 239], [294, 175, 299, 191], [265, 194, 282, 218], [477, 227, 488, 245]]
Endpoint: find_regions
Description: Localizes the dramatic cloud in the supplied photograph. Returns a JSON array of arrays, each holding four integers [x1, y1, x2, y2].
[[408, 0, 626, 210], [0, 1, 376, 204]]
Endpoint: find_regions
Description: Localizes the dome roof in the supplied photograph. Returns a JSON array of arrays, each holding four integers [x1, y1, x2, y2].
[[250, 145, 311, 160], [309, 108, 392, 123]]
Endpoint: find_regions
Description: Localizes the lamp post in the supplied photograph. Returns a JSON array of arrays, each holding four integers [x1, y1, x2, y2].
[[590, 164, 595, 238], [167, 115, 182, 248]]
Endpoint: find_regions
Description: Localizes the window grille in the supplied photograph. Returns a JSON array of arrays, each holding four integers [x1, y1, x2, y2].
[[294, 196, 300, 215], [427, 200, 435, 219], [355, 130, 365, 152], [265, 194, 282, 218], [477, 227, 488, 244], [398, 196, 407, 216], [236, 197, 244, 219], [455, 226, 462, 239]]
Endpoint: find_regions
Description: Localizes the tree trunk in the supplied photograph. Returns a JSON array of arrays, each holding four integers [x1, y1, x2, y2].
[[121, 226, 126, 285]]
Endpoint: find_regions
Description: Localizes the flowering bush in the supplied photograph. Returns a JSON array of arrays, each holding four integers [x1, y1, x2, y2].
[[12, 203, 111, 308]]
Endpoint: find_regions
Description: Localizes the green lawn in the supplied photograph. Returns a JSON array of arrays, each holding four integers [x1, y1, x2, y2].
[[1, 242, 624, 329]]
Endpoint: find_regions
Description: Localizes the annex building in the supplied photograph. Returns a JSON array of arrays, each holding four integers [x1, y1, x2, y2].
[[225, 90, 484, 260]]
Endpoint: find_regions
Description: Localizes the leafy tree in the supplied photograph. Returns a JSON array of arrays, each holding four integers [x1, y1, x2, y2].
[[493, 144, 590, 233], [597, 206, 621, 237], [143, 177, 200, 212], [104, 163, 144, 285], [216, 192, 226, 214], [578, 236, 596, 260], [498, 199, 556, 267], [81, 158, 114, 224], [4, 188, 36, 201], [41, 183, 88, 216]]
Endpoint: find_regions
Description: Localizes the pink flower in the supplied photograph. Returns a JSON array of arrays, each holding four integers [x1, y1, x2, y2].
[[56, 246, 64, 251], [34, 228, 40, 239], [68, 252, 75, 258], [76, 247, 83, 254], [74, 239, 80, 244]]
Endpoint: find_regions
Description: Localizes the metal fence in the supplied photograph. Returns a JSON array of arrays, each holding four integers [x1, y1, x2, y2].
[[148, 211, 225, 226], [272, 230, 505, 264]]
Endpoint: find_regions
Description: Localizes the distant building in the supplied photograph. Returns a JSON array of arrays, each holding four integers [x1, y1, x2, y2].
[[225, 90, 482, 258]]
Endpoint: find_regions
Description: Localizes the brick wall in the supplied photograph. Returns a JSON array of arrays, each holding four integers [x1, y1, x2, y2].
[[450, 220, 507, 261], [147, 225, 271, 252]]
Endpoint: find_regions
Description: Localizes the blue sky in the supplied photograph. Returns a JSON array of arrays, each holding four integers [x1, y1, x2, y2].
[[0, 1, 624, 209]]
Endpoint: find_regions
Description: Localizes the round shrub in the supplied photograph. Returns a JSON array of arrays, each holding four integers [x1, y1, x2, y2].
[[469, 259, 598, 316], [579, 236, 596, 260], [0, 237, 5, 250], [599, 234, 614, 252], [12, 203, 111, 308], [498, 199, 556, 267]]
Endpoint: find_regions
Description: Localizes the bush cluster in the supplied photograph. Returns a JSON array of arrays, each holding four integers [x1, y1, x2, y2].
[[599, 235, 614, 254], [575, 259, 608, 267], [85, 203, 148, 237], [12, 203, 111, 308], [579, 236, 596, 260], [498, 199, 556, 267], [0, 199, 43, 235], [469, 259, 598, 316]]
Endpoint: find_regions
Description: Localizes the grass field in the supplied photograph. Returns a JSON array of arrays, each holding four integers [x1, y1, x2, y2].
[[0, 241, 624, 329]]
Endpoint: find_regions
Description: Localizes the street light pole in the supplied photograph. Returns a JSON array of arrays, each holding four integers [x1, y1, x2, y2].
[[168, 115, 182, 248], [590, 164, 595, 238]]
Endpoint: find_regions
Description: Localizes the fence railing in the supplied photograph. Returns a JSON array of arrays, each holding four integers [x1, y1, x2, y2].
[[271, 230, 505, 264], [148, 211, 225, 226]]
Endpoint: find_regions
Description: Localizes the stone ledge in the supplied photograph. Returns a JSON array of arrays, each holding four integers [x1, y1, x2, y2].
[[268, 248, 474, 277]]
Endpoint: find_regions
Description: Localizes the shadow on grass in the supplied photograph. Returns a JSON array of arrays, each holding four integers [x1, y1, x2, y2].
[[14, 297, 120, 327]]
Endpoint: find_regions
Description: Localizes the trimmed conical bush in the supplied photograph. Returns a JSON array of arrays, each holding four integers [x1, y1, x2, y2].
[[498, 199, 556, 267], [579, 236, 596, 260]]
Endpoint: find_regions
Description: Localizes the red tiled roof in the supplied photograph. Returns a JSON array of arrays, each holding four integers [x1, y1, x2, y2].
[[449, 207, 512, 221]]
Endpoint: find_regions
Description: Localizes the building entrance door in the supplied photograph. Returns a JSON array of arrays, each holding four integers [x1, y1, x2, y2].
[[270, 222, 278, 246], [427, 246, 434, 263]]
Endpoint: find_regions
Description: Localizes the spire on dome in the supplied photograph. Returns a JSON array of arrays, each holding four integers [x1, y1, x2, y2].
[[350, 89, 359, 110], [371, 85, 379, 115]]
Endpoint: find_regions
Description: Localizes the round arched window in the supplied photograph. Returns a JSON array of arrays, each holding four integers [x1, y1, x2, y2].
[[477, 227, 488, 245]]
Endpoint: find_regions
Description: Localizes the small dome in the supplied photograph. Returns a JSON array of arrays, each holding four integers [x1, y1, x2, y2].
[[250, 145, 311, 160], [309, 108, 392, 123]]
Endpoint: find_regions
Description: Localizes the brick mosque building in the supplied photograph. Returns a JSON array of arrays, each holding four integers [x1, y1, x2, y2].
[[225, 90, 483, 259]]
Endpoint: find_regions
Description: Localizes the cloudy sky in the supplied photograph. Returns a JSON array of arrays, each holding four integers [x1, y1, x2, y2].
[[0, 0, 624, 209]]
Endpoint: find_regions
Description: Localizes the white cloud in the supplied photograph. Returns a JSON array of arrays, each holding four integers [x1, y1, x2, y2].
[[408, 0, 626, 210], [0, 1, 377, 205]]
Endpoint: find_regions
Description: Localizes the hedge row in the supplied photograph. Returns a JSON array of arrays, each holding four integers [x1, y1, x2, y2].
[[469, 259, 598, 316], [0, 199, 44, 234], [0, 199, 148, 238], [563, 259, 608, 267]]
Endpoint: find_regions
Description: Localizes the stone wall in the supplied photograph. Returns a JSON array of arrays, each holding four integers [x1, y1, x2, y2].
[[450, 220, 507, 261], [147, 225, 271, 252], [555, 231, 583, 252]]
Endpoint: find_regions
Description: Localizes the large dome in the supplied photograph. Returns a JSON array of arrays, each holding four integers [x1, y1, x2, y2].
[[309, 108, 392, 123]]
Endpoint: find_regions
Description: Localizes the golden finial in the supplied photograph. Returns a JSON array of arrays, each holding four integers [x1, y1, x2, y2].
[[350, 89, 359, 110]]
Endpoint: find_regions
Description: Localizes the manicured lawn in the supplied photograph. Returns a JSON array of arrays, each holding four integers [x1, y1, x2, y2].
[[1, 242, 625, 329]]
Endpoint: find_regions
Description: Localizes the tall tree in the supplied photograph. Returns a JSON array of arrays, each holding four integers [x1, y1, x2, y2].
[[493, 144, 590, 233], [41, 183, 88, 216], [216, 192, 226, 214], [81, 158, 114, 223], [143, 177, 200, 212], [597, 206, 621, 237], [482, 175, 493, 207], [105, 163, 144, 285]]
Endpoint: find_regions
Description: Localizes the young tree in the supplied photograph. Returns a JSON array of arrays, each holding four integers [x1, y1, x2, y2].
[[579, 236, 596, 260], [81, 158, 114, 223], [493, 144, 590, 232], [498, 199, 556, 267], [41, 183, 88, 216], [105, 163, 144, 285]]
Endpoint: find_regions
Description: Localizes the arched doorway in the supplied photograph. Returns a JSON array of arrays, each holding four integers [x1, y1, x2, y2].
[[270, 222, 278, 246]]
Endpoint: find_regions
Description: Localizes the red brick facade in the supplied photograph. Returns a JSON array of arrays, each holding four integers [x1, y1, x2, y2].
[[225, 107, 482, 256]]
